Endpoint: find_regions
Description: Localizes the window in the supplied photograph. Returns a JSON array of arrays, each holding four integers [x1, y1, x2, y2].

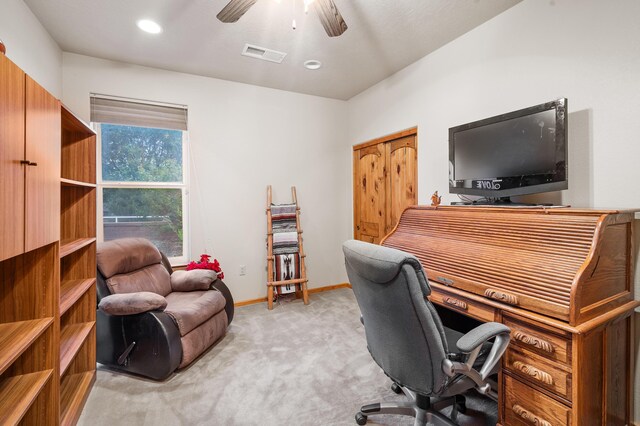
[[92, 95, 189, 264]]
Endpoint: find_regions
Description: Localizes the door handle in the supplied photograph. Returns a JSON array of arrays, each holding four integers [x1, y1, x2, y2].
[[20, 160, 38, 166]]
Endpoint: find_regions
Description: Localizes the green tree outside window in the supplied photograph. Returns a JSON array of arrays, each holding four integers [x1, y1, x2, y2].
[[100, 124, 185, 258]]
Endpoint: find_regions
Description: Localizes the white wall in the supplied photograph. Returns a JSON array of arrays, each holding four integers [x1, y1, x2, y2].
[[0, 0, 62, 97], [348, 0, 640, 209], [347, 0, 640, 420], [62, 53, 350, 303]]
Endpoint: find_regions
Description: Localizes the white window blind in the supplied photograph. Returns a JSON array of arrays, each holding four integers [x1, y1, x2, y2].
[[90, 94, 188, 131]]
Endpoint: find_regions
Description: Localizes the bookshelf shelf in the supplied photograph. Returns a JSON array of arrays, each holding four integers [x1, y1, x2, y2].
[[60, 371, 95, 426], [0, 319, 53, 375], [61, 178, 96, 188], [60, 238, 96, 258], [60, 279, 96, 315], [60, 322, 94, 378], [0, 370, 53, 425]]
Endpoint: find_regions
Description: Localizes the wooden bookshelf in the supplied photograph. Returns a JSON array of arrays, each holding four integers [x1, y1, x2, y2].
[[60, 371, 95, 426], [0, 370, 53, 425], [60, 187, 96, 245], [59, 322, 94, 377], [59, 104, 97, 424], [61, 107, 96, 185], [1, 68, 61, 426], [0, 242, 59, 426], [1, 54, 95, 425], [60, 279, 96, 315], [60, 238, 96, 259], [0, 319, 53, 374]]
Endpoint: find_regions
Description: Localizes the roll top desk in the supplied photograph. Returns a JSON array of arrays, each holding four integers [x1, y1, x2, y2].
[[381, 206, 638, 425]]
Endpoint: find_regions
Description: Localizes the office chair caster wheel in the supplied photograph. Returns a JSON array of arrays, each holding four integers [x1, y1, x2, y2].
[[391, 382, 402, 394], [355, 413, 368, 425]]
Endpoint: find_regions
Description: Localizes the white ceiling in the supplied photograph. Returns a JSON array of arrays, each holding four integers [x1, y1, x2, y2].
[[25, 0, 521, 100]]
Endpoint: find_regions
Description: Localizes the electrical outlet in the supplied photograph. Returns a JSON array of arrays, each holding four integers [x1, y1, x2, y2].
[[239, 265, 246, 276]]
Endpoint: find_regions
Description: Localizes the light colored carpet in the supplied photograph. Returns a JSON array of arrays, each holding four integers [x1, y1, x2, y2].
[[78, 289, 496, 425]]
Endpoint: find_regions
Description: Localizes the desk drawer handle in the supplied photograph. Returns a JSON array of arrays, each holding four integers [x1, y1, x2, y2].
[[443, 296, 467, 310], [513, 331, 555, 354], [484, 289, 518, 305], [512, 404, 552, 426], [512, 361, 554, 385]]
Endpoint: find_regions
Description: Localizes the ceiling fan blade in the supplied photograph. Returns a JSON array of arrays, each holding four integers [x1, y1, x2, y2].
[[313, 0, 348, 37], [217, 0, 258, 23]]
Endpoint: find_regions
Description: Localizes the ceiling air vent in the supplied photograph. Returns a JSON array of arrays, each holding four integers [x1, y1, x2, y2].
[[241, 44, 287, 64]]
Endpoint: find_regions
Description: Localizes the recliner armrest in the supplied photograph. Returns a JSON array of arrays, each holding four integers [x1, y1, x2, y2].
[[98, 292, 167, 316], [456, 322, 510, 353]]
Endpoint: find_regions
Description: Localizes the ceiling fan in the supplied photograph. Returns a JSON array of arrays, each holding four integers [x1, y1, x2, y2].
[[216, 0, 348, 37]]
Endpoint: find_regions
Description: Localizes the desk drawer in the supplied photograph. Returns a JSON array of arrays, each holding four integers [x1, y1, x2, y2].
[[504, 346, 571, 401], [504, 374, 571, 426], [503, 315, 571, 366], [429, 289, 495, 322]]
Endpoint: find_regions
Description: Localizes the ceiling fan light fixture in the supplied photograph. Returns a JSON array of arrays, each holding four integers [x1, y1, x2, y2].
[[217, 0, 347, 37], [137, 19, 163, 34], [304, 60, 322, 70]]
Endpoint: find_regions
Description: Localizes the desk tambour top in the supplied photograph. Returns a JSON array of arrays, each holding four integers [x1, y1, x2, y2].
[[381, 206, 637, 327]]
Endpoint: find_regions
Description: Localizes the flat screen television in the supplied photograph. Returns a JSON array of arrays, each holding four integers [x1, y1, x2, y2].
[[449, 98, 567, 203]]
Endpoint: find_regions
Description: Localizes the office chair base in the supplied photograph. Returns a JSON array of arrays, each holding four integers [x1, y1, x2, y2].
[[356, 385, 459, 426]]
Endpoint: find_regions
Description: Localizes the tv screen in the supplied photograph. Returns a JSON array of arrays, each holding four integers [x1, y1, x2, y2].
[[449, 98, 567, 199]]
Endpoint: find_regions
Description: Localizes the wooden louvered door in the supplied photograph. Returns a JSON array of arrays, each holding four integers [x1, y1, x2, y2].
[[353, 128, 417, 244]]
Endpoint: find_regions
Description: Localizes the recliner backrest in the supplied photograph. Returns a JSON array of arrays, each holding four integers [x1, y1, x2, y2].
[[97, 238, 172, 296], [343, 240, 450, 396]]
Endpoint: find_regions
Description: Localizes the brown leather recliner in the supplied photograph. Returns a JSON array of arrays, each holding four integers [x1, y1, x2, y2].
[[96, 238, 234, 380]]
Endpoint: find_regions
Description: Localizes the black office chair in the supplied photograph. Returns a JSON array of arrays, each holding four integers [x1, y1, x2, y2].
[[343, 240, 510, 425]]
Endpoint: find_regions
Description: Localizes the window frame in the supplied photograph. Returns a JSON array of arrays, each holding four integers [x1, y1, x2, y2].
[[95, 123, 190, 266]]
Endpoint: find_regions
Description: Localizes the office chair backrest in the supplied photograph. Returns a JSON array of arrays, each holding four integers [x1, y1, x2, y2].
[[343, 240, 450, 396]]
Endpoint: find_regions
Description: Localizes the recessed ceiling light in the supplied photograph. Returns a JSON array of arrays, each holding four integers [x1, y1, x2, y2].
[[304, 60, 322, 70], [137, 19, 163, 34]]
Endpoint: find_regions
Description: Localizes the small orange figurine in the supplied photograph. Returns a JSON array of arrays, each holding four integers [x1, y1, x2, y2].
[[430, 191, 442, 206]]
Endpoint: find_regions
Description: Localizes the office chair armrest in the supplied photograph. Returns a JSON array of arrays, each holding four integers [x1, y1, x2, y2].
[[443, 323, 511, 397], [456, 322, 510, 353]]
